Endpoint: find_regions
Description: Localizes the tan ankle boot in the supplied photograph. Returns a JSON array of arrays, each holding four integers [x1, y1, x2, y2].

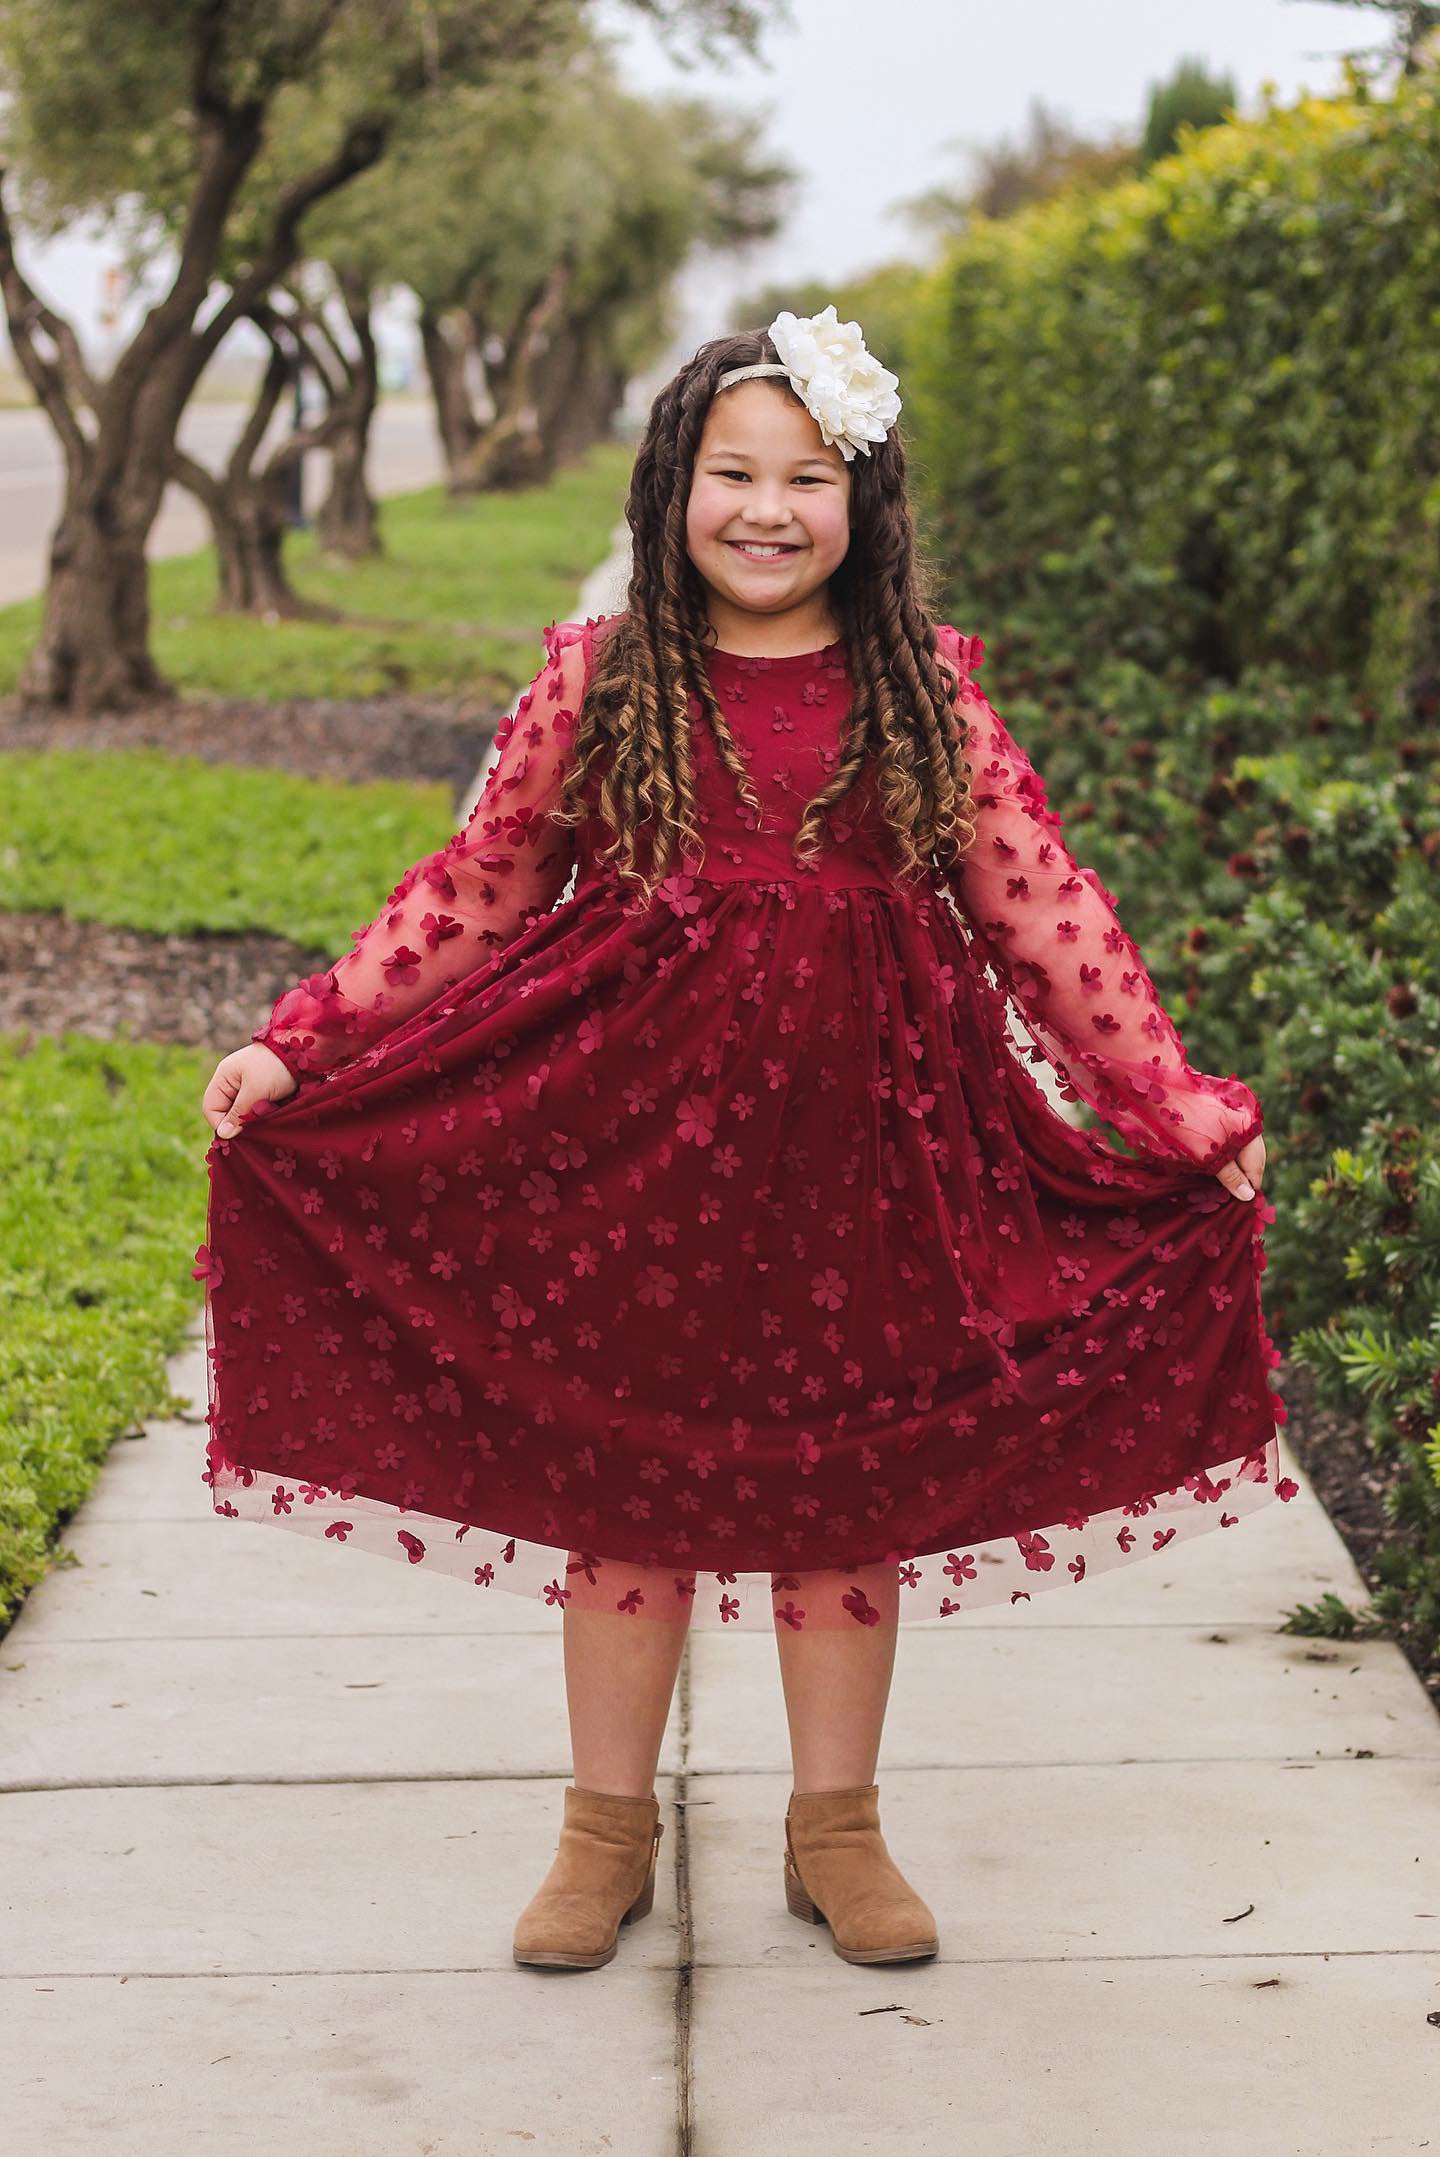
[[512, 1784, 664, 1971], [784, 1783, 939, 1965]]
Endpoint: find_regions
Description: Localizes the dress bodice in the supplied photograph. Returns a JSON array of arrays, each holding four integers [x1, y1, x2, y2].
[[574, 638, 900, 895], [249, 609, 1264, 1179]]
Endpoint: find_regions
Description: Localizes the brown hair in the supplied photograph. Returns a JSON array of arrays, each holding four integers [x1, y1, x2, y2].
[[549, 324, 980, 902]]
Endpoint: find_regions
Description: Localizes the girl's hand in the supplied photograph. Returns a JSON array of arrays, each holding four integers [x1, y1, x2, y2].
[[203, 1043, 299, 1140], [1213, 1132, 1265, 1203]]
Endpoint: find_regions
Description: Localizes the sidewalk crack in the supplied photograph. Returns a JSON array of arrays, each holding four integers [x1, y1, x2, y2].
[[673, 1635, 695, 2157]]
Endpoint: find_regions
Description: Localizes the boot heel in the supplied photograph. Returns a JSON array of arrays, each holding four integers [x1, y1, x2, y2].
[[621, 1822, 663, 1925], [784, 1851, 824, 1925]]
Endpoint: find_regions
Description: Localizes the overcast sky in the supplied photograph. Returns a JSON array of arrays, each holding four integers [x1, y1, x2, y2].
[[598, 0, 1389, 299], [3, 0, 1393, 365]]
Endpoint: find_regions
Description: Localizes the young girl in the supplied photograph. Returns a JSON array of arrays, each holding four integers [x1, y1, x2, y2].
[[199, 304, 1287, 1974]]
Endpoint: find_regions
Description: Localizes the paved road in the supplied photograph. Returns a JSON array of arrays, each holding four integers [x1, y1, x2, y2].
[[0, 396, 444, 606]]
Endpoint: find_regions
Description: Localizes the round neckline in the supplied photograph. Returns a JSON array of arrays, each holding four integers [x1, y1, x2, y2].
[[706, 636, 845, 667]]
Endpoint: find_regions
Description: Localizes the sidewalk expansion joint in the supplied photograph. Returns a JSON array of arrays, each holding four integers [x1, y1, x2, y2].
[[673, 1636, 696, 2157]]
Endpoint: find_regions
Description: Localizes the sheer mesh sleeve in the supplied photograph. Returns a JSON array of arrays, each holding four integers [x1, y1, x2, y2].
[[932, 623, 1264, 1175], [253, 617, 596, 1080]]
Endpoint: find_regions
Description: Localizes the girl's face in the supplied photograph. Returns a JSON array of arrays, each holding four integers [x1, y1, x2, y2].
[[685, 379, 852, 642]]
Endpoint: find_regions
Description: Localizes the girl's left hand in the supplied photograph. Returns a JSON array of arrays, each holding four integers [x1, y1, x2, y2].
[[1213, 1132, 1265, 1203], [203, 1042, 299, 1140]]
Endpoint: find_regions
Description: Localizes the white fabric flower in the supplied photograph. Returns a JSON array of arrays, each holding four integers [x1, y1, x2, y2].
[[767, 305, 901, 462]]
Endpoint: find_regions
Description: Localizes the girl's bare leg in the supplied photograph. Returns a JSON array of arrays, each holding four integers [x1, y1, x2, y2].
[[561, 1554, 694, 1798], [772, 1561, 901, 1792]]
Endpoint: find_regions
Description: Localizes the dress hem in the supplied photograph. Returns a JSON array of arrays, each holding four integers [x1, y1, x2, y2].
[[201, 1286, 1296, 1632]]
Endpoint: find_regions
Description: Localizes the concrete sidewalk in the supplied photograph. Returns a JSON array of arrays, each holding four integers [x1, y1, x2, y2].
[[4, 531, 1439, 2149], [4, 1310, 1439, 2153]]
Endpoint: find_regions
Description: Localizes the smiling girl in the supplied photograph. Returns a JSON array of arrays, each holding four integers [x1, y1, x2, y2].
[[198, 306, 1284, 1974]]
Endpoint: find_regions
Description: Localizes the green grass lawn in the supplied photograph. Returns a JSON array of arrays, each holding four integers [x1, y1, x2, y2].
[[0, 440, 631, 700], [0, 748, 459, 948], [0, 1034, 212, 1625]]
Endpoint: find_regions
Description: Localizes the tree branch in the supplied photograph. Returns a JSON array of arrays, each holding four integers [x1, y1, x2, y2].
[[0, 174, 87, 468], [249, 301, 356, 471], [113, 2, 375, 412], [106, 103, 264, 421], [275, 278, 351, 397], [168, 441, 226, 517], [228, 313, 294, 484], [190, 0, 235, 124], [198, 116, 389, 363]]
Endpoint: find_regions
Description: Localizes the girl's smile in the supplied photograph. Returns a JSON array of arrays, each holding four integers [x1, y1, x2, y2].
[[727, 538, 806, 562]]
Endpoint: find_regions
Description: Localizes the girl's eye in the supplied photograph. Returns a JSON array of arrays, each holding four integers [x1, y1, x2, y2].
[[717, 470, 823, 484]]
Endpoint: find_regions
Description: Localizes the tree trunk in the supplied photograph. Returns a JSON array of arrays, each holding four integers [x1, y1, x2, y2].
[[173, 434, 339, 623], [1, 96, 388, 710], [316, 420, 381, 557], [451, 403, 549, 494], [446, 263, 575, 497], [419, 304, 480, 488], [537, 328, 625, 469], [316, 272, 381, 558], [19, 363, 185, 710], [19, 511, 169, 711], [212, 486, 328, 617], [245, 484, 326, 616], [315, 403, 380, 558]]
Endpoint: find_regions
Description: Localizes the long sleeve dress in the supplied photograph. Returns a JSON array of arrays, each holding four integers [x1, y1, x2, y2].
[[197, 614, 1294, 1631]]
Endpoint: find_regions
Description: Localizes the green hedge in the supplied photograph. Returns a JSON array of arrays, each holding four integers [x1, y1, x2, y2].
[[906, 77, 1440, 705]]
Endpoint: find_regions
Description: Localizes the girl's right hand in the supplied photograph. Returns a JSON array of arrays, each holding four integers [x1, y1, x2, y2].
[[202, 1043, 299, 1140], [1213, 1131, 1265, 1204]]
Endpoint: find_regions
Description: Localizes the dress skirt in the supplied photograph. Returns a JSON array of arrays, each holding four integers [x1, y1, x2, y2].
[[198, 615, 1292, 1630]]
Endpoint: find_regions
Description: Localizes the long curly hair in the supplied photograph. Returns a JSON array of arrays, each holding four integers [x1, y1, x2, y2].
[[548, 324, 981, 902]]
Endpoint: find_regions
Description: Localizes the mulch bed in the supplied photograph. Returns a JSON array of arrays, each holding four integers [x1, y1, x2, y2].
[[0, 688, 502, 793], [4, 688, 1434, 1721], [0, 909, 330, 1053], [1279, 1359, 1440, 1713], [0, 688, 503, 1056]]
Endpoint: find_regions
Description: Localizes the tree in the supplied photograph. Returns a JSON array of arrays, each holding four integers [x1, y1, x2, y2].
[[167, 276, 382, 613], [1138, 57, 1239, 170], [895, 96, 1138, 237], [1292, 1, 1440, 83], [504, 91, 793, 486], [145, 32, 785, 606], [397, 59, 793, 495], [304, 267, 384, 562], [153, 56, 568, 610], [0, 0, 782, 709]]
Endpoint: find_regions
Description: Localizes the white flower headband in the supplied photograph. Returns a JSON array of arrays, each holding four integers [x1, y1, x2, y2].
[[715, 303, 901, 463]]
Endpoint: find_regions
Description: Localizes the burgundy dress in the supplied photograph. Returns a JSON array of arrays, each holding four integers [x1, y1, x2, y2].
[[197, 614, 1293, 1630]]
